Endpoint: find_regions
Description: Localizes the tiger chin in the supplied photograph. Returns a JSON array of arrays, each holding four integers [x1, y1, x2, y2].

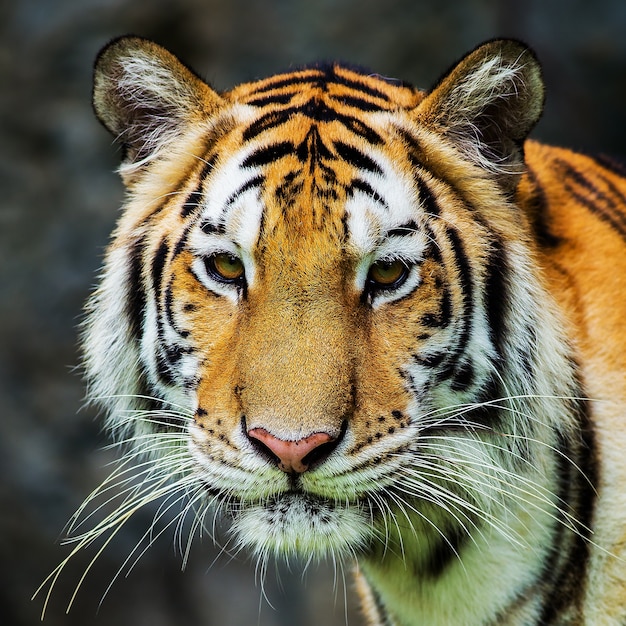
[[60, 36, 626, 625]]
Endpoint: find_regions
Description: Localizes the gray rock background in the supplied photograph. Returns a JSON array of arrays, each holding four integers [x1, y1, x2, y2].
[[1, 1, 625, 625]]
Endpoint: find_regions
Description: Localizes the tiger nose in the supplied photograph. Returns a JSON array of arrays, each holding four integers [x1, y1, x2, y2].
[[246, 427, 335, 473]]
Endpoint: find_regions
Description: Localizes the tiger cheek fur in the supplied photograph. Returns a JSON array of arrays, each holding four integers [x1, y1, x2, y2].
[[60, 35, 626, 626]]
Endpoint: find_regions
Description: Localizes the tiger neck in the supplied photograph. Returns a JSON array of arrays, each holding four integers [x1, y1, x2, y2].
[[356, 454, 570, 626]]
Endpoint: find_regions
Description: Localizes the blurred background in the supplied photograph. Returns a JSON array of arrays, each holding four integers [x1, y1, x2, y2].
[[1, 1, 625, 625]]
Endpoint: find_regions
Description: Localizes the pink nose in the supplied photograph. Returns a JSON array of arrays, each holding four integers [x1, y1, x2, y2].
[[247, 427, 334, 473]]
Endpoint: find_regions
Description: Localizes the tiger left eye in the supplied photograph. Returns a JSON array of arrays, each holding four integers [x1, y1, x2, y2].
[[367, 259, 408, 289], [206, 253, 245, 283]]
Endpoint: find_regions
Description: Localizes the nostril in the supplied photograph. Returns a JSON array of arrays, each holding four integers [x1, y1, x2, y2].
[[247, 432, 282, 466], [301, 419, 347, 468]]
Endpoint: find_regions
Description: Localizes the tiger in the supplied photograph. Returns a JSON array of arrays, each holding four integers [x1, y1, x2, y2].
[[57, 36, 626, 625]]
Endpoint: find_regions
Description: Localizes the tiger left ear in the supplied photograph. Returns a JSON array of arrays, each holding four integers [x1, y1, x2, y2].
[[93, 36, 223, 172], [414, 39, 544, 189]]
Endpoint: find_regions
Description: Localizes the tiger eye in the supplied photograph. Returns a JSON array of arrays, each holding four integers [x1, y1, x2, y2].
[[208, 253, 245, 282], [368, 259, 408, 288]]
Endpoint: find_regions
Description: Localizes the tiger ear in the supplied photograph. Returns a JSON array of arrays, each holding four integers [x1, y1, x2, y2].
[[93, 36, 223, 168], [414, 39, 544, 189]]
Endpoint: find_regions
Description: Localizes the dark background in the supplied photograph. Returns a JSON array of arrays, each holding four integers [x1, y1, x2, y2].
[[2, 1, 625, 625]]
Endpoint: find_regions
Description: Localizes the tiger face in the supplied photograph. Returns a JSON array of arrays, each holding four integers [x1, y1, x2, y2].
[[64, 36, 626, 625]]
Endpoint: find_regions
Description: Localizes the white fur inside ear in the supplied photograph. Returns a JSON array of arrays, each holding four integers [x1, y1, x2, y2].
[[420, 42, 543, 180], [447, 54, 525, 123], [111, 54, 193, 165], [93, 37, 222, 175], [117, 53, 196, 118], [444, 54, 528, 173]]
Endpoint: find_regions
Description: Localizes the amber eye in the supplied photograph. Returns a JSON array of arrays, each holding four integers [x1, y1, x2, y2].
[[206, 252, 245, 283], [367, 259, 408, 289]]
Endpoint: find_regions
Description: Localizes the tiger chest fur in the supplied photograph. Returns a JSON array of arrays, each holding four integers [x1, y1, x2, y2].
[[78, 37, 626, 625]]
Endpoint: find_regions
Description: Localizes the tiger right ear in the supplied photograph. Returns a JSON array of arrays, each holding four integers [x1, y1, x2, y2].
[[414, 39, 544, 190], [93, 36, 223, 169]]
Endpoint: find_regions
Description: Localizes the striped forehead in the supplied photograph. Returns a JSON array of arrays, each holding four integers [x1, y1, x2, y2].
[[195, 103, 422, 258]]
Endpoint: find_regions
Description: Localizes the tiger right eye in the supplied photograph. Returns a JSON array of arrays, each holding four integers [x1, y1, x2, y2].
[[206, 253, 245, 283], [367, 259, 409, 289]]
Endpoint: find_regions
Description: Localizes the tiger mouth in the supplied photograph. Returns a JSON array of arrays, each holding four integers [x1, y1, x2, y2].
[[248, 491, 340, 519], [225, 490, 376, 559], [203, 482, 350, 517]]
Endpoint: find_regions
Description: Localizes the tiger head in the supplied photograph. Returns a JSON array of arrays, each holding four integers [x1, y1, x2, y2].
[[85, 37, 577, 565]]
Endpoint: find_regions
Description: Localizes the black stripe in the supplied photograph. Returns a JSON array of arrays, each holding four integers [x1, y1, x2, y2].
[[248, 65, 392, 102], [296, 125, 334, 167], [387, 220, 418, 238], [420, 231, 452, 329], [242, 141, 294, 168], [154, 286, 176, 386], [518, 325, 536, 378], [164, 343, 194, 365], [424, 228, 443, 264], [416, 176, 440, 217], [424, 524, 469, 578], [525, 166, 560, 248], [181, 152, 218, 218], [557, 159, 626, 242], [151, 239, 169, 300], [601, 174, 626, 218], [538, 395, 597, 623], [200, 220, 225, 235], [454, 371, 505, 428], [248, 73, 324, 95], [398, 127, 425, 169], [360, 573, 394, 626], [150, 239, 177, 386], [155, 350, 176, 386], [223, 175, 265, 207], [180, 153, 219, 218], [243, 101, 384, 145], [339, 113, 383, 145], [566, 185, 626, 243], [450, 360, 475, 392], [439, 227, 473, 376], [483, 238, 509, 361], [171, 224, 193, 260], [181, 184, 204, 218], [397, 129, 443, 219], [414, 351, 446, 368], [245, 92, 295, 107], [536, 431, 577, 623], [126, 236, 147, 340], [332, 94, 385, 112], [242, 110, 289, 142], [347, 178, 388, 208], [329, 70, 391, 102], [593, 153, 626, 178], [164, 283, 190, 339], [274, 171, 303, 205], [198, 151, 219, 180], [334, 140, 383, 174], [304, 100, 385, 144]]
